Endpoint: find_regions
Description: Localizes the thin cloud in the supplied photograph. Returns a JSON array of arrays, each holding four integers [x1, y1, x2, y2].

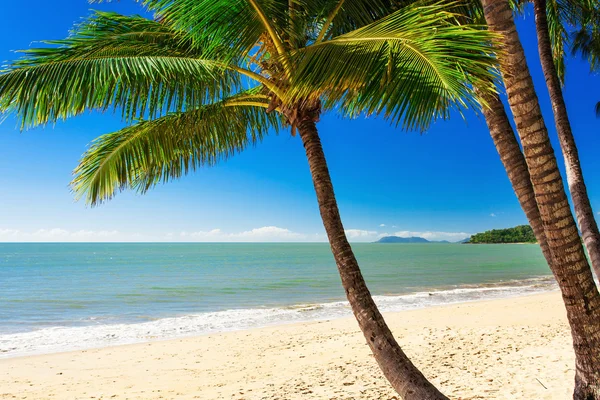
[[0, 228, 123, 242], [344, 229, 378, 239], [390, 230, 471, 242], [0, 228, 20, 236], [1, 226, 470, 243], [180, 226, 325, 242]]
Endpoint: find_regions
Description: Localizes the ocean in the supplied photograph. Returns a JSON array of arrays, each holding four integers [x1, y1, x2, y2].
[[0, 242, 556, 358]]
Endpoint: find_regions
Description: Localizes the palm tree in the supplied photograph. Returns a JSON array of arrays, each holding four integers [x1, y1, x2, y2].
[[529, 0, 600, 280], [425, 1, 557, 270], [0, 1, 498, 397], [477, 90, 554, 266], [480, 0, 600, 398]]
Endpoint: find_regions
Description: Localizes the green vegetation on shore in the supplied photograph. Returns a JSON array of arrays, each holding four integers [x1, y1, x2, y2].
[[467, 225, 536, 244]]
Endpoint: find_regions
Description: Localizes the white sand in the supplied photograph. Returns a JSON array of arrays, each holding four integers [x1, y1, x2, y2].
[[0, 291, 573, 399]]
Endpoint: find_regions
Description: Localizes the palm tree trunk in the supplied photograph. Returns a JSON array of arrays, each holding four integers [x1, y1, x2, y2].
[[533, 0, 600, 281], [479, 90, 553, 267], [297, 117, 448, 400], [481, 1, 600, 398]]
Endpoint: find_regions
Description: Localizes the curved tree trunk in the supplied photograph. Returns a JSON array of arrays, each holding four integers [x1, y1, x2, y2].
[[479, 90, 553, 267], [297, 117, 448, 400], [481, 1, 600, 398], [533, 0, 600, 281]]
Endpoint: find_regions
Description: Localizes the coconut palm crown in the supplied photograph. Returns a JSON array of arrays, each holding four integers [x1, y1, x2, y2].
[[0, 0, 497, 205], [512, 0, 600, 116], [509, 0, 599, 83]]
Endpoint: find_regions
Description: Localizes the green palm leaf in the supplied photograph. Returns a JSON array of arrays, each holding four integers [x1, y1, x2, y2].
[[1, 0, 502, 204], [512, 0, 597, 82], [570, 0, 600, 71], [72, 94, 282, 206], [289, 2, 497, 130], [312, 0, 397, 42], [545, 0, 570, 82], [572, 27, 600, 69], [0, 12, 238, 128], [141, 0, 293, 57]]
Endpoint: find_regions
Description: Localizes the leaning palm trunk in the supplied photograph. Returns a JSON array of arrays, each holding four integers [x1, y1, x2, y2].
[[479, 90, 553, 267], [481, 1, 600, 398], [533, 0, 600, 281], [296, 113, 447, 400]]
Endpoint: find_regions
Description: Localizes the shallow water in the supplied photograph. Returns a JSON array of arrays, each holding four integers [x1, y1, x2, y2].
[[0, 242, 555, 357]]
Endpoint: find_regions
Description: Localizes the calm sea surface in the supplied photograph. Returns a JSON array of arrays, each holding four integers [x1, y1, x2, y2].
[[0, 243, 555, 357]]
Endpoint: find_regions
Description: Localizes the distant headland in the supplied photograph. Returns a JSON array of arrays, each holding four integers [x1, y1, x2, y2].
[[374, 225, 538, 244], [465, 225, 536, 244]]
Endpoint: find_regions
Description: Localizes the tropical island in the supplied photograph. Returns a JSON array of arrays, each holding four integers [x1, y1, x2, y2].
[[466, 225, 537, 244]]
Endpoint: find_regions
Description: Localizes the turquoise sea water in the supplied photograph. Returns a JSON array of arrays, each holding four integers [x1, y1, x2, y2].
[[0, 243, 555, 357]]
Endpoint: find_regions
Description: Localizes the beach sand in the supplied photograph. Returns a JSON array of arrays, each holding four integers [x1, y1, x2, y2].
[[0, 291, 573, 399]]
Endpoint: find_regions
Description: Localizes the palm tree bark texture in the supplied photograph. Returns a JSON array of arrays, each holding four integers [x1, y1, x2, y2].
[[533, 0, 600, 281], [478, 90, 554, 267], [481, 0, 600, 398]]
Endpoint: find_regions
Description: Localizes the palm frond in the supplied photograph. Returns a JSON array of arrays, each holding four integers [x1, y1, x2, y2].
[[72, 93, 282, 206], [570, 0, 600, 71], [289, 2, 498, 130], [546, 0, 569, 82], [511, 0, 599, 80], [14, 11, 203, 62], [141, 0, 293, 58], [509, 0, 528, 13], [572, 28, 600, 69], [312, 0, 396, 42], [0, 12, 239, 128]]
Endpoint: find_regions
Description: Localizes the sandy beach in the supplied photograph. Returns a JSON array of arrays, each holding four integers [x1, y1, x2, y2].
[[0, 291, 573, 399]]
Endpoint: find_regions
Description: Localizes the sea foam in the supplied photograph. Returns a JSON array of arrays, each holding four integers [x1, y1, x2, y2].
[[0, 276, 557, 359]]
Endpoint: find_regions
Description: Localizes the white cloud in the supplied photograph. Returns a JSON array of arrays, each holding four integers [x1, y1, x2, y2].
[[0, 229, 20, 237], [390, 230, 471, 242], [344, 229, 378, 240], [184, 228, 224, 239], [379, 224, 386, 227], [32, 228, 69, 238], [71, 230, 120, 238], [490, 213, 496, 217], [0, 226, 330, 243], [180, 226, 324, 242], [0, 226, 470, 243], [239, 226, 305, 240], [0, 228, 124, 242], [0, 226, 326, 243]]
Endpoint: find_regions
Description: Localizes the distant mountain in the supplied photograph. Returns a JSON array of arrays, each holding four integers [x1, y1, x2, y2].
[[465, 225, 536, 244], [374, 236, 457, 244], [376, 236, 429, 243]]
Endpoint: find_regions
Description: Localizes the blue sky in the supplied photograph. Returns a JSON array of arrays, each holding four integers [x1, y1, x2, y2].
[[0, 1, 599, 242]]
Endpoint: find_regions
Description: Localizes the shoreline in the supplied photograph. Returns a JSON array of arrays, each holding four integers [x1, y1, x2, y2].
[[0, 276, 557, 359], [0, 291, 573, 399]]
